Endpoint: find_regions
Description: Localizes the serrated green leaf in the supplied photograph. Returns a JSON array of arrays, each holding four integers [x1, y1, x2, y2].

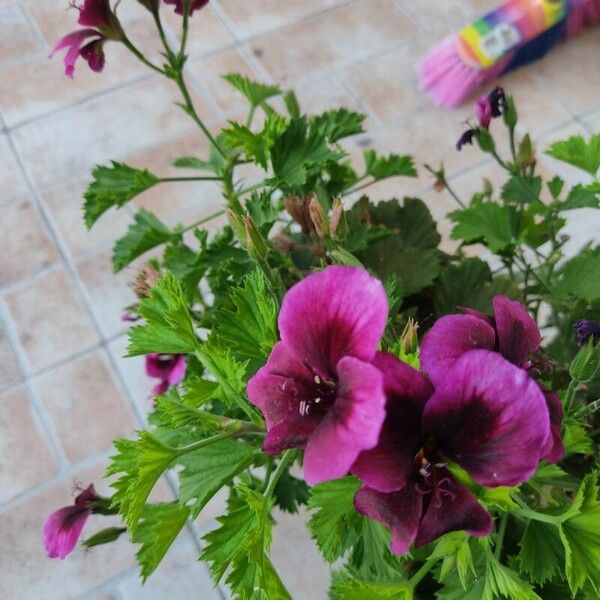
[[172, 155, 214, 171], [553, 247, 600, 303], [151, 391, 224, 431], [133, 503, 189, 581], [273, 471, 309, 514], [308, 476, 362, 562], [330, 572, 413, 600], [483, 555, 541, 600], [363, 149, 417, 180], [112, 209, 172, 272], [179, 440, 256, 518], [479, 486, 518, 511], [547, 134, 600, 175], [432, 532, 475, 590], [127, 271, 198, 355], [84, 161, 159, 228], [560, 185, 600, 210], [311, 108, 365, 143], [547, 176, 565, 200], [246, 191, 281, 234], [222, 119, 284, 169], [516, 520, 564, 585], [222, 73, 282, 107], [450, 202, 514, 252], [501, 175, 543, 205], [563, 422, 594, 456], [283, 90, 300, 119]]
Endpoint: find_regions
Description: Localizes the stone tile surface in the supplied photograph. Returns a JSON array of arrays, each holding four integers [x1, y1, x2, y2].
[[0, 318, 22, 391]]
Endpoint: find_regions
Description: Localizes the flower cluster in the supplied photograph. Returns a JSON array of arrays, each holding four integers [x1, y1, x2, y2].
[[248, 266, 561, 553], [457, 86, 506, 150]]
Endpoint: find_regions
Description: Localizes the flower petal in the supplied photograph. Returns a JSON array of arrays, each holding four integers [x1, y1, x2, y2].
[[493, 296, 541, 367], [354, 484, 422, 555], [303, 356, 386, 485], [420, 314, 496, 385], [43, 506, 90, 559], [165, 355, 186, 386], [77, 0, 111, 28], [49, 29, 101, 78], [352, 352, 432, 492], [541, 389, 565, 463], [423, 350, 550, 487], [415, 474, 492, 548], [278, 266, 388, 375]]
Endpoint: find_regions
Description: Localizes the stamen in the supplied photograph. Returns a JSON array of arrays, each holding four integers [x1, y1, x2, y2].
[[314, 375, 321, 385], [314, 397, 321, 404]]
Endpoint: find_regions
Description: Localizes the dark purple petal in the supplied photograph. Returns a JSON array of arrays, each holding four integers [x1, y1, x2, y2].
[[262, 418, 320, 455], [420, 314, 496, 385], [574, 319, 600, 347], [423, 350, 550, 487], [475, 96, 492, 129], [415, 473, 493, 548], [541, 389, 565, 463], [303, 356, 386, 485], [163, 0, 209, 15], [278, 266, 388, 376], [77, 0, 111, 28], [488, 87, 506, 117], [456, 128, 477, 151], [354, 484, 422, 555], [49, 29, 100, 79], [493, 296, 541, 367], [352, 352, 433, 492], [80, 39, 106, 72]]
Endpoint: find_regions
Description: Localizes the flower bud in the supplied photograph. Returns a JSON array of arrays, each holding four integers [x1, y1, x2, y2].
[[400, 318, 419, 354], [132, 264, 161, 299], [244, 215, 269, 262], [330, 198, 343, 239], [570, 337, 600, 383], [284, 195, 314, 235], [518, 134, 535, 170], [476, 128, 495, 153], [226, 206, 247, 243], [308, 197, 329, 239]]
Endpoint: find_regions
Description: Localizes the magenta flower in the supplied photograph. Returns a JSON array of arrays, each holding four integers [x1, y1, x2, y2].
[[475, 96, 493, 129], [354, 350, 551, 554], [49, 0, 122, 78], [44, 485, 100, 559], [421, 295, 564, 462], [146, 353, 186, 395], [247, 266, 389, 485], [164, 0, 209, 15]]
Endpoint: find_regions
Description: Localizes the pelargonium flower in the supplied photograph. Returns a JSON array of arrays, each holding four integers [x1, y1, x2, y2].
[[164, 0, 209, 15], [247, 266, 389, 485], [420, 295, 564, 462], [44, 484, 100, 559], [50, 0, 123, 78], [475, 96, 493, 129], [354, 350, 550, 554], [574, 319, 600, 347], [146, 353, 186, 395]]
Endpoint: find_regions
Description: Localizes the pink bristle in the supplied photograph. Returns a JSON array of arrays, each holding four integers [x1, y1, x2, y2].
[[418, 36, 510, 108], [566, 0, 600, 37]]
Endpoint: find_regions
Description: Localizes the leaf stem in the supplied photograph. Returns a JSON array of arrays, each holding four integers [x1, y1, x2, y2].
[[408, 556, 438, 589], [160, 176, 222, 182], [512, 496, 561, 525], [178, 209, 226, 233], [121, 37, 165, 75], [494, 512, 508, 560], [573, 398, 600, 420], [264, 450, 295, 498], [564, 379, 580, 416]]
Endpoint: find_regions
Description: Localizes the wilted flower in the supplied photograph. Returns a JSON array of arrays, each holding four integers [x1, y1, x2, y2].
[[164, 0, 209, 15], [420, 296, 563, 462], [146, 353, 186, 395], [44, 484, 100, 559], [456, 128, 477, 151], [354, 350, 550, 554], [574, 319, 600, 347], [49, 0, 123, 78], [247, 266, 389, 484]]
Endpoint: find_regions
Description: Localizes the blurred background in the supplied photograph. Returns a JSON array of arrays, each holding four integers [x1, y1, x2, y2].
[[0, 0, 598, 598]]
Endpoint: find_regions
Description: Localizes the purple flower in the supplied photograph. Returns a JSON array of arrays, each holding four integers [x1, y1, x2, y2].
[[164, 0, 209, 15], [146, 353, 187, 395], [488, 86, 506, 117], [574, 319, 600, 347], [354, 350, 550, 554], [247, 266, 389, 485], [44, 484, 100, 559], [421, 296, 564, 462], [456, 128, 477, 151], [475, 96, 493, 129], [49, 0, 122, 78]]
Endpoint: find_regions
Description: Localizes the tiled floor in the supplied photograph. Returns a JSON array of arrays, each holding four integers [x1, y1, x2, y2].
[[1, 1, 599, 598]]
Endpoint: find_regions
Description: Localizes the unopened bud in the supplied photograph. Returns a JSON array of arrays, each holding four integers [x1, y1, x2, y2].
[[483, 178, 494, 197], [476, 128, 495, 153], [227, 207, 247, 243], [400, 318, 419, 354], [132, 264, 161, 299], [284, 195, 314, 235], [570, 337, 600, 383], [330, 198, 343, 239], [244, 215, 269, 261], [273, 233, 295, 252], [518, 134, 535, 169], [308, 197, 329, 239]]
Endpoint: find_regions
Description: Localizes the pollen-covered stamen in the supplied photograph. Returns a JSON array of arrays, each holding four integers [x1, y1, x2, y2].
[[294, 367, 338, 417]]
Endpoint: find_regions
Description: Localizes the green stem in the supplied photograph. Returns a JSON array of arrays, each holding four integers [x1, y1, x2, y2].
[[343, 178, 377, 197], [151, 7, 173, 57], [180, 0, 191, 58], [264, 450, 295, 498], [526, 481, 559, 507], [178, 209, 226, 233], [162, 424, 263, 456], [573, 398, 600, 420], [408, 556, 438, 590], [121, 37, 165, 75], [246, 104, 257, 129], [494, 512, 508, 560], [161, 176, 222, 182], [490, 149, 510, 172], [564, 379, 580, 416], [512, 496, 561, 525]]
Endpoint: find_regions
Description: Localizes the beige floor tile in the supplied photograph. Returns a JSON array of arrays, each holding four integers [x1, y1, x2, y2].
[[395, 0, 472, 34], [250, 0, 417, 85], [0, 200, 60, 288], [218, 0, 342, 39], [34, 351, 135, 464], [0, 463, 135, 600], [0, 134, 29, 206], [0, 318, 22, 391], [11, 76, 212, 191], [0, 386, 58, 503], [4, 268, 99, 372], [0, 3, 39, 63], [581, 110, 600, 133]]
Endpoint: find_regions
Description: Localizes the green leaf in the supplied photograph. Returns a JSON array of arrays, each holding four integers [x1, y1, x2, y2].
[[501, 175, 543, 205], [479, 486, 518, 511], [283, 90, 300, 119], [84, 161, 159, 228], [112, 209, 172, 272], [516, 520, 564, 585], [246, 191, 281, 234], [547, 176, 565, 200], [179, 440, 256, 518], [222, 73, 282, 107], [560, 185, 600, 210], [133, 503, 190, 581], [563, 422, 594, 456], [484, 555, 541, 600], [152, 390, 226, 432], [560, 472, 600, 594], [308, 476, 362, 562], [311, 108, 365, 143], [450, 201, 514, 252], [363, 149, 417, 180], [172, 155, 214, 171], [330, 572, 413, 600], [270, 117, 343, 188], [553, 247, 600, 303], [432, 532, 475, 590], [273, 471, 310, 514], [128, 271, 198, 355], [107, 432, 177, 531], [547, 134, 600, 175]]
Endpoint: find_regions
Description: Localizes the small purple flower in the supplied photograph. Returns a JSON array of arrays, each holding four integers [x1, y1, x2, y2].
[[475, 96, 493, 129], [488, 86, 506, 117], [421, 296, 564, 462], [146, 353, 187, 395], [44, 484, 100, 559], [49, 0, 122, 78], [354, 350, 550, 554], [247, 266, 389, 485], [164, 0, 209, 15], [574, 319, 600, 347], [456, 128, 477, 151]]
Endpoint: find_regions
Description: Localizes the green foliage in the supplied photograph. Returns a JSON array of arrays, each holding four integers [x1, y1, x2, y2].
[[561, 185, 600, 210], [547, 134, 600, 176], [553, 248, 600, 303], [311, 108, 365, 143], [307, 476, 362, 562], [84, 161, 159, 228], [330, 572, 413, 600], [363, 149, 417, 181], [450, 201, 514, 252], [563, 422, 594, 456], [501, 175, 543, 206], [432, 532, 476, 590], [82, 527, 126, 549], [273, 471, 310, 514], [179, 440, 257, 518], [133, 503, 190, 581], [246, 191, 281, 234], [112, 209, 173, 272], [517, 520, 564, 585], [222, 73, 281, 107], [570, 337, 600, 383], [128, 271, 199, 355]]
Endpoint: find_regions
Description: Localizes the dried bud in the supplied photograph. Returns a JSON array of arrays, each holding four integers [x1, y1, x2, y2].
[[330, 198, 344, 238], [227, 206, 247, 243], [308, 197, 329, 239], [273, 233, 295, 253], [400, 318, 419, 354], [132, 264, 161, 299], [284, 195, 315, 235], [244, 215, 269, 261]]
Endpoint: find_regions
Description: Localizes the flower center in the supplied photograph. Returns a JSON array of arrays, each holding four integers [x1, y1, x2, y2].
[[413, 443, 456, 508], [298, 372, 337, 417]]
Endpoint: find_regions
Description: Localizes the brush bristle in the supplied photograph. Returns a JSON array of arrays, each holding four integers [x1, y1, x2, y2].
[[566, 0, 600, 37], [418, 36, 509, 107]]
